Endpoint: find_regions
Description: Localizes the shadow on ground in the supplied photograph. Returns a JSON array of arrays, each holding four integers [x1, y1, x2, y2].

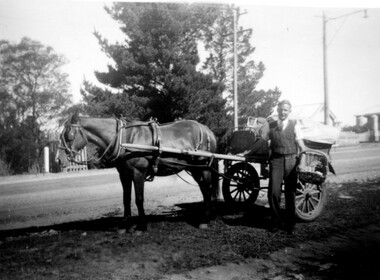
[[0, 201, 273, 239]]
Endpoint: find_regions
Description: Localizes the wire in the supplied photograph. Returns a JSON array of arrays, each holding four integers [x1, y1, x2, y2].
[[327, 16, 348, 47]]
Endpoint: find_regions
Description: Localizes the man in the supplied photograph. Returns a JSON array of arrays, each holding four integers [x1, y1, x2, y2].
[[265, 100, 306, 234]]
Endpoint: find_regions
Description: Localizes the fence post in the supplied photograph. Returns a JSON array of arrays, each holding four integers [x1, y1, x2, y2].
[[44, 146, 50, 173]]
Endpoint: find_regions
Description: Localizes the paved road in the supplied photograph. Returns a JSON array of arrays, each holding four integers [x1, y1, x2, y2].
[[1, 143, 380, 230], [0, 168, 202, 230], [330, 144, 380, 175]]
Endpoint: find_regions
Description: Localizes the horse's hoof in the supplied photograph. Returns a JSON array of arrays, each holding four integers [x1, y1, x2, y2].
[[198, 223, 208, 230]]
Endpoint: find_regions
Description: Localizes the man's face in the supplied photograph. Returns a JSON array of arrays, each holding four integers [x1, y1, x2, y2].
[[277, 104, 291, 121]]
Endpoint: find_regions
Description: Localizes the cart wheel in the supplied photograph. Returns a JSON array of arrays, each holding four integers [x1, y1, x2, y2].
[[222, 162, 260, 207], [295, 181, 327, 222]]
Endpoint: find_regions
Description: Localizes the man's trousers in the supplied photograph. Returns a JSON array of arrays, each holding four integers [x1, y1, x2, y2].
[[268, 154, 298, 229]]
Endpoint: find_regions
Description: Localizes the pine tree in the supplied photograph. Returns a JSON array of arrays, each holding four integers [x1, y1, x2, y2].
[[82, 2, 228, 130]]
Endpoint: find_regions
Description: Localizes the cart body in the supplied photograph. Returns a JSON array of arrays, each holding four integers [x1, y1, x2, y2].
[[221, 118, 337, 222]]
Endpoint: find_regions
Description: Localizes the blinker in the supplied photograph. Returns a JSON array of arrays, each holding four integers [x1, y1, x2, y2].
[[68, 129, 76, 141]]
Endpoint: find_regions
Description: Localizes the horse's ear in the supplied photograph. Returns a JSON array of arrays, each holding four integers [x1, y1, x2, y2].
[[70, 110, 80, 124]]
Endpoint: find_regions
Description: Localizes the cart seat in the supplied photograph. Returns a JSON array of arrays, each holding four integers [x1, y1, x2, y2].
[[228, 130, 269, 159]]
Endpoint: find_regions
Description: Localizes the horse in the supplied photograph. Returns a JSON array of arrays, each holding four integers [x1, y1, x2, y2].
[[56, 111, 220, 232]]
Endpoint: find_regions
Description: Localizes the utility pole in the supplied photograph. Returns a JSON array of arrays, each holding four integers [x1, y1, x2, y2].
[[322, 12, 329, 125], [233, 8, 238, 130], [322, 9, 367, 126], [231, 7, 251, 130]]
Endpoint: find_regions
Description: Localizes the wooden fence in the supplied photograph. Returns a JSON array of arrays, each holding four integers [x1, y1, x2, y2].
[[337, 131, 370, 146], [62, 148, 88, 172]]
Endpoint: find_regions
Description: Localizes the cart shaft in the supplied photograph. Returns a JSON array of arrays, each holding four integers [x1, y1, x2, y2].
[[121, 143, 246, 162]]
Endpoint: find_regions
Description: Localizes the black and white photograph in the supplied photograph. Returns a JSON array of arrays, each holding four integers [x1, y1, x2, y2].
[[1, 0, 380, 279]]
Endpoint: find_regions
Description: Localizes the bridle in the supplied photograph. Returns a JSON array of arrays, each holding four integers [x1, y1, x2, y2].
[[59, 123, 90, 164], [59, 119, 126, 165]]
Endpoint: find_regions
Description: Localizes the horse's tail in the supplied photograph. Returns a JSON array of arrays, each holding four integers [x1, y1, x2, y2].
[[210, 159, 220, 201], [197, 122, 220, 201], [205, 125, 220, 201]]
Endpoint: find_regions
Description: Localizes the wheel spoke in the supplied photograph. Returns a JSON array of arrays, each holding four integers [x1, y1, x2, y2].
[[302, 200, 307, 213], [298, 182, 306, 191], [230, 187, 238, 195], [307, 200, 315, 212], [230, 182, 238, 188], [232, 176, 241, 183], [309, 195, 320, 204], [246, 190, 252, 198], [296, 189, 304, 196], [309, 190, 321, 195], [233, 191, 240, 201], [296, 198, 304, 209], [230, 180, 238, 186]]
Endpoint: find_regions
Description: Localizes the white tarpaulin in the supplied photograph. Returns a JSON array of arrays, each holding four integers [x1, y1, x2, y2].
[[296, 118, 341, 145]]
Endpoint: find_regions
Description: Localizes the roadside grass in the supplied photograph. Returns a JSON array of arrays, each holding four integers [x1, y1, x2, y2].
[[0, 179, 379, 280]]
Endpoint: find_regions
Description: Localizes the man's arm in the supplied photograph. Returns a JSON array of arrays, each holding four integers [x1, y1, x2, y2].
[[295, 120, 307, 153], [296, 138, 307, 153]]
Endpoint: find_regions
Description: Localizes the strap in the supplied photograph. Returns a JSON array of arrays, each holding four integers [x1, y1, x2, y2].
[[109, 119, 124, 161], [194, 121, 203, 151], [147, 121, 162, 180]]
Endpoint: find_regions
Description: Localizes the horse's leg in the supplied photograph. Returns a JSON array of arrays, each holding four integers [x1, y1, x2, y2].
[[116, 165, 134, 232], [190, 168, 213, 229], [132, 169, 148, 232]]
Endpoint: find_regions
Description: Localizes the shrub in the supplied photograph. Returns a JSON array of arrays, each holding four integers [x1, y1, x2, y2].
[[0, 157, 12, 176]]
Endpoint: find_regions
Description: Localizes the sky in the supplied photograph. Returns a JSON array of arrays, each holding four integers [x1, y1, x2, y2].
[[1, 0, 380, 126]]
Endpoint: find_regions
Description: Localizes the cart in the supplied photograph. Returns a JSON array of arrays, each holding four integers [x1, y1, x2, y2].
[[221, 118, 336, 222], [120, 118, 336, 223]]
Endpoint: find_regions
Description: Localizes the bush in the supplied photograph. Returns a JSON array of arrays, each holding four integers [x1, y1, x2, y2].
[[27, 161, 42, 175], [0, 157, 12, 176]]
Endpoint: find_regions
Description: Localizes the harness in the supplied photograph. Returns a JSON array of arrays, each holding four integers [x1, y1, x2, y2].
[[61, 118, 210, 181]]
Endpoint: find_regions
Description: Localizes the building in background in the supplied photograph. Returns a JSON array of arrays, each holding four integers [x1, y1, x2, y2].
[[355, 105, 380, 142]]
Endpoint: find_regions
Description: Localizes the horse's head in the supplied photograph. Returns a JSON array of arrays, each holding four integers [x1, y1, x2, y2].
[[56, 111, 88, 167]]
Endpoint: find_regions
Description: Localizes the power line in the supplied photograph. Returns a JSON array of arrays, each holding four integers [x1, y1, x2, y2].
[[327, 16, 348, 47]]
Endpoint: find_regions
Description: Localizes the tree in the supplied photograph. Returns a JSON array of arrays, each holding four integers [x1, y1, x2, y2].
[[0, 38, 72, 129], [0, 38, 72, 174], [82, 2, 281, 147], [82, 2, 229, 131], [202, 6, 281, 126]]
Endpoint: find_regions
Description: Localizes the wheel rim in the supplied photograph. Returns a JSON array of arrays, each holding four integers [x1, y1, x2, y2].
[[296, 182, 322, 216]]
